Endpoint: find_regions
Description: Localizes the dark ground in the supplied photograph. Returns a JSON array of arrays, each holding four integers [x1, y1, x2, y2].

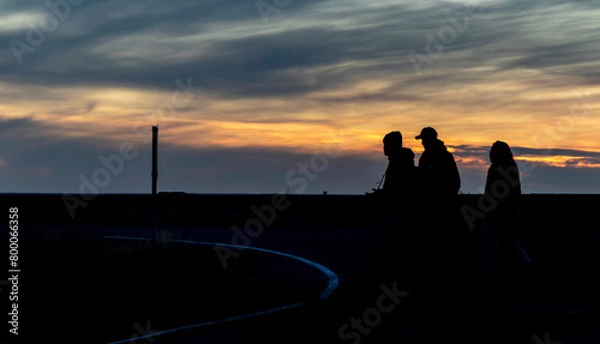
[[1, 193, 599, 343]]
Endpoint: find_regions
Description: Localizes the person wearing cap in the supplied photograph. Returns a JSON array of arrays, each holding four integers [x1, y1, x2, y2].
[[414, 127, 461, 200], [413, 127, 461, 294]]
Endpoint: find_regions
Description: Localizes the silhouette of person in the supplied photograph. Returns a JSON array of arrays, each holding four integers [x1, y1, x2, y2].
[[377, 131, 416, 287], [412, 127, 461, 292], [414, 127, 461, 201], [481, 140, 532, 278], [382, 131, 416, 199]]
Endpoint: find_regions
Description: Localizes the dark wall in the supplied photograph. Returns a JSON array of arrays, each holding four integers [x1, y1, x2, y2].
[[1, 193, 598, 235]]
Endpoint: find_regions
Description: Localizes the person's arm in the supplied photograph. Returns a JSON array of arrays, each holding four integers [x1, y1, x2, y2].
[[449, 153, 461, 195], [417, 152, 424, 168], [508, 164, 522, 203], [404, 148, 415, 166], [484, 165, 493, 194], [381, 161, 392, 191], [483, 166, 499, 220]]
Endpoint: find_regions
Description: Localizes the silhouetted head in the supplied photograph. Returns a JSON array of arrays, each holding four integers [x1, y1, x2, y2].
[[489, 140, 515, 165], [383, 131, 403, 156], [415, 127, 437, 145]]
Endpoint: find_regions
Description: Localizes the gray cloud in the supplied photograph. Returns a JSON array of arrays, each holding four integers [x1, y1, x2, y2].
[[2, 0, 596, 97]]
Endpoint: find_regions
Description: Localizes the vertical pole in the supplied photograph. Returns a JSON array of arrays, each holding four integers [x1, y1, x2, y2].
[[152, 126, 158, 248]]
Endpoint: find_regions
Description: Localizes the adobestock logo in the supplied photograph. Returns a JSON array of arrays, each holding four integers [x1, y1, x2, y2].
[[9, 0, 85, 64], [215, 128, 346, 268], [62, 76, 202, 219], [255, 0, 292, 25], [338, 281, 409, 344], [407, 0, 487, 75], [131, 77, 203, 144], [284, 129, 346, 195], [460, 165, 519, 231], [519, 91, 596, 174], [214, 194, 291, 269], [62, 142, 138, 219]]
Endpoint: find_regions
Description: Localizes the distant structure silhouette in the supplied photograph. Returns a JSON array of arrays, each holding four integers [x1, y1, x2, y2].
[[481, 140, 533, 278]]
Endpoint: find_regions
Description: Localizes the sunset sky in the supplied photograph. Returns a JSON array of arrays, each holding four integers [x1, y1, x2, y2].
[[1, 0, 599, 195]]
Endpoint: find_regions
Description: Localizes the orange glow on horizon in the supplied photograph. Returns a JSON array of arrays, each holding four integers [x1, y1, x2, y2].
[[517, 155, 600, 168], [0, 82, 598, 165]]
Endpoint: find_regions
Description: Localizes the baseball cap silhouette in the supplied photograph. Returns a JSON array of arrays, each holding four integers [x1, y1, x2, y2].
[[415, 127, 437, 140]]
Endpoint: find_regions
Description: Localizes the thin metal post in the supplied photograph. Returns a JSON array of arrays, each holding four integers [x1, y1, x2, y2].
[[152, 126, 158, 247]]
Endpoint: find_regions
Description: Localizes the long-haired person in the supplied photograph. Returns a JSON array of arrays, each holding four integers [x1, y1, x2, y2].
[[481, 140, 533, 277]]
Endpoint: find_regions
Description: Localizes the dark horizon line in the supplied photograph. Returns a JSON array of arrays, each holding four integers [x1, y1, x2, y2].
[[1, 191, 600, 196]]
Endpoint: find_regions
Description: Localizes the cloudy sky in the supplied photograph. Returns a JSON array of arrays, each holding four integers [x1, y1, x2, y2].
[[1, 0, 599, 195]]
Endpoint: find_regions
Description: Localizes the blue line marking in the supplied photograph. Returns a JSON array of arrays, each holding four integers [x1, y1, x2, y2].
[[103, 236, 339, 343], [108, 302, 305, 344], [184, 239, 339, 301]]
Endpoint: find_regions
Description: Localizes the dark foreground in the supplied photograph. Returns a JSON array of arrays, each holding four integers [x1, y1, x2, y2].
[[1, 193, 600, 343]]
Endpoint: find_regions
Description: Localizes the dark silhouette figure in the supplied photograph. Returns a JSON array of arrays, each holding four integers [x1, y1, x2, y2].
[[412, 127, 461, 295], [376, 131, 416, 288], [381, 131, 416, 200], [481, 140, 532, 278], [413, 127, 462, 234], [414, 127, 461, 200]]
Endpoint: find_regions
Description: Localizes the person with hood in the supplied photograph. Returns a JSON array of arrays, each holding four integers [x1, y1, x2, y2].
[[377, 131, 417, 287], [381, 131, 417, 201]]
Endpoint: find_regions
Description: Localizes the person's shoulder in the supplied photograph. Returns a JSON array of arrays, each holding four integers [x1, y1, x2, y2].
[[400, 147, 414, 156], [487, 164, 503, 177]]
